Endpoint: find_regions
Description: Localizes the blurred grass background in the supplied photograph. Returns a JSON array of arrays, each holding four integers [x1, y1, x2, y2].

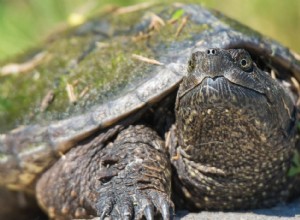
[[0, 0, 299, 61]]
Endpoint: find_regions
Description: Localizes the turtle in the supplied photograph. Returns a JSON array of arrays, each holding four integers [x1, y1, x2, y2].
[[1, 3, 300, 220]]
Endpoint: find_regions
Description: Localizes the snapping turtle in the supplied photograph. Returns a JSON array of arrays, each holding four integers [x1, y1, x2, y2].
[[1, 3, 300, 220]]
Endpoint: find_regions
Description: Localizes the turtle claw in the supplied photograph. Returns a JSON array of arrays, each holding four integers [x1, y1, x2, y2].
[[161, 200, 174, 220], [120, 200, 133, 220], [152, 192, 174, 220], [97, 190, 173, 220], [144, 207, 154, 220], [98, 194, 114, 220], [137, 191, 174, 220], [99, 211, 109, 220], [142, 201, 155, 220]]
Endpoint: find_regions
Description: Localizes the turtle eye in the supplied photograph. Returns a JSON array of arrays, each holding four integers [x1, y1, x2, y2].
[[239, 56, 253, 72]]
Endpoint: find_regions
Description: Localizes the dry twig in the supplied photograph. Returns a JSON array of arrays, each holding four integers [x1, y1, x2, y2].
[[40, 90, 55, 112], [66, 83, 77, 104], [175, 16, 188, 37], [148, 13, 165, 31], [114, 2, 154, 15], [79, 86, 90, 99], [132, 54, 164, 65], [0, 51, 48, 76]]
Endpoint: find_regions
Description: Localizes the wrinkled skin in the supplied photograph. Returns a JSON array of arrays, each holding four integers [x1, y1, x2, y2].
[[35, 49, 297, 219]]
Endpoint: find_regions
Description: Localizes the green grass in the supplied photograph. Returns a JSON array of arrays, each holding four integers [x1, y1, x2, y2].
[[0, 0, 299, 61]]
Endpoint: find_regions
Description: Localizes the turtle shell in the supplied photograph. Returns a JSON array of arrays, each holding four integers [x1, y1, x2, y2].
[[1, 4, 300, 191]]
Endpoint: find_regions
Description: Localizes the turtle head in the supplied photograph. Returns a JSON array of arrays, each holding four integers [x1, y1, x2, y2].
[[180, 48, 269, 98], [175, 47, 295, 174], [177, 48, 294, 111]]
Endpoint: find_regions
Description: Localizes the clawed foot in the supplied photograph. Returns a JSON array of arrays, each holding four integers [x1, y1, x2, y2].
[[95, 125, 174, 219], [97, 189, 174, 220]]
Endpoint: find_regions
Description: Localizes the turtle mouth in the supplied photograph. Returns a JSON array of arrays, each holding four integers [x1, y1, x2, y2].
[[179, 72, 269, 104], [194, 76, 268, 106], [199, 76, 238, 93], [201, 76, 231, 87], [198, 77, 231, 99], [200, 75, 263, 95]]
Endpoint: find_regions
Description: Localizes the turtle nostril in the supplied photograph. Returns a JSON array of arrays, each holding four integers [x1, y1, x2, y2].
[[207, 49, 217, 55]]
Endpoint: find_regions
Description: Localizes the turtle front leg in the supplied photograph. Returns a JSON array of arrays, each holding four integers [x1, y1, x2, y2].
[[36, 125, 173, 220]]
